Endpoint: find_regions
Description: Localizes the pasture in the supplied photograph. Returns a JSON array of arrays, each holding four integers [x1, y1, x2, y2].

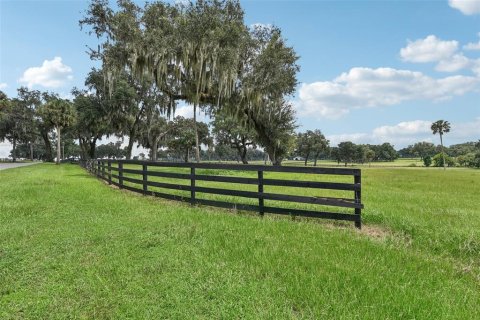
[[1, 163, 479, 318]]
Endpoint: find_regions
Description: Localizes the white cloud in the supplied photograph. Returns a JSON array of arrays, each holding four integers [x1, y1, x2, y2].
[[400, 35, 459, 63], [327, 118, 480, 148], [435, 54, 472, 72], [327, 133, 371, 146], [372, 120, 432, 138], [400, 34, 480, 73], [450, 116, 480, 138], [449, 0, 480, 15], [464, 32, 480, 50], [328, 120, 433, 147], [295, 67, 479, 119], [472, 59, 480, 76], [0, 83, 7, 90], [19, 57, 73, 88]]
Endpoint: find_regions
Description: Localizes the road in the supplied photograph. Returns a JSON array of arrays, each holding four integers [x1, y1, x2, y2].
[[0, 162, 40, 171]]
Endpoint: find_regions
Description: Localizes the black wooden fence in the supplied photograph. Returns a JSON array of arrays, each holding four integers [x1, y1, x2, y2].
[[81, 159, 363, 228]]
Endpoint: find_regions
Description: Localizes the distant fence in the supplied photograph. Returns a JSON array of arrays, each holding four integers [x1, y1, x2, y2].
[[81, 159, 363, 228]]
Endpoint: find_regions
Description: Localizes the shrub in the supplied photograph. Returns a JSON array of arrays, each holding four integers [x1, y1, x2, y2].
[[473, 152, 480, 168], [423, 156, 432, 167], [432, 153, 455, 167]]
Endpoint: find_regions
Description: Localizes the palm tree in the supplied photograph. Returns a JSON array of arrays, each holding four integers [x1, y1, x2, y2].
[[431, 120, 451, 170]]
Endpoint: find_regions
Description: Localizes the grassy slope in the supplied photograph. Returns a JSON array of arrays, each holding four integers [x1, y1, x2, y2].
[[1, 164, 479, 319]]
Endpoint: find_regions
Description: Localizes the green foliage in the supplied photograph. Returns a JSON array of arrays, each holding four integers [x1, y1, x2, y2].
[[167, 116, 212, 162], [211, 111, 256, 164], [369, 143, 398, 161], [96, 141, 126, 159], [431, 120, 451, 136], [411, 141, 436, 159], [38, 98, 76, 131], [246, 100, 297, 165], [337, 141, 356, 166], [295, 129, 329, 166], [423, 155, 432, 167], [432, 153, 455, 167], [0, 92, 37, 161], [447, 142, 478, 157], [38, 98, 76, 164], [473, 152, 480, 168], [136, 109, 172, 161], [431, 120, 451, 169], [81, 0, 299, 163]]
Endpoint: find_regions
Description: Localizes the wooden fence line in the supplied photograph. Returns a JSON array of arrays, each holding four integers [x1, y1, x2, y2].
[[81, 159, 363, 228]]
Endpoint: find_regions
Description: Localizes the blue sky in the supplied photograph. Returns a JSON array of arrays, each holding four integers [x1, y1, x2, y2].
[[1, 0, 480, 157]]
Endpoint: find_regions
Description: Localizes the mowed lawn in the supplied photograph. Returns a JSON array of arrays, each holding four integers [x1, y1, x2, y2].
[[1, 164, 479, 319]]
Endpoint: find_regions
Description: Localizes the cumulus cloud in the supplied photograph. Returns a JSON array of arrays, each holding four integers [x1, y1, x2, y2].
[[400, 35, 459, 63], [327, 118, 480, 148], [295, 67, 479, 119], [372, 120, 432, 140], [326, 133, 371, 146], [448, 0, 480, 15], [0, 83, 7, 90], [328, 120, 433, 147], [19, 57, 73, 88], [399, 35, 480, 73], [472, 59, 480, 76], [435, 54, 472, 72], [464, 33, 480, 50]]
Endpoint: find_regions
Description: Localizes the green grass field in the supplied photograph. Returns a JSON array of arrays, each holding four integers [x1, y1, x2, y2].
[[1, 163, 479, 318]]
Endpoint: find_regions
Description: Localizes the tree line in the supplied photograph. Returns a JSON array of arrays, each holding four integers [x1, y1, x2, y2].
[[399, 140, 480, 168], [1, 1, 478, 168]]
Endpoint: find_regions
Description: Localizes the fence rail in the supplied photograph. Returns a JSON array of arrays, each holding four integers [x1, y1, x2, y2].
[[81, 159, 363, 228]]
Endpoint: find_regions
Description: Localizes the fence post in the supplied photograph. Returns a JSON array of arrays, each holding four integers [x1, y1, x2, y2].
[[258, 170, 264, 216], [143, 164, 148, 195], [118, 162, 123, 189], [354, 173, 362, 229], [97, 160, 100, 177], [190, 167, 196, 205], [102, 161, 106, 179], [108, 160, 112, 185]]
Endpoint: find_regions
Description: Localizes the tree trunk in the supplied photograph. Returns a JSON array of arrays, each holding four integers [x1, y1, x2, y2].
[[440, 134, 445, 170], [314, 154, 318, 167], [240, 146, 248, 164], [268, 147, 282, 166], [56, 126, 61, 165], [12, 138, 16, 162], [79, 138, 87, 160], [126, 133, 135, 160], [41, 131, 53, 162], [89, 138, 97, 159], [152, 139, 158, 161], [304, 152, 309, 166], [193, 103, 200, 163], [30, 142, 34, 161]]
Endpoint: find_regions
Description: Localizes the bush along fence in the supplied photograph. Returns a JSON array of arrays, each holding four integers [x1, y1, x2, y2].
[[81, 159, 364, 229]]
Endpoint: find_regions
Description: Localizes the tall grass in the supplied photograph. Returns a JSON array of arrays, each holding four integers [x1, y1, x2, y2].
[[0, 164, 479, 318]]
